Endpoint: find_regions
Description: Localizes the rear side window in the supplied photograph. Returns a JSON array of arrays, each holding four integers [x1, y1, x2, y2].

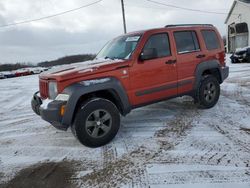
[[201, 30, 220, 50], [143, 33, 171, 58], [174, 31, 200, 54]]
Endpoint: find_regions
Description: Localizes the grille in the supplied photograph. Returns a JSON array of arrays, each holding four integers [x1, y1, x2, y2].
[[39, 79, 49, 99]]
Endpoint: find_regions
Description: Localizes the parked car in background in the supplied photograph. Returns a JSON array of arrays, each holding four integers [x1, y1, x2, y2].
[[0, 73, 5, 79], [14, 68, 31, 77], [29, 67, 50, 74], [230, 46, 250, 63], [2, 71, 16, 78], [27, 67, 43, 74], [0, 67, 50, 79]]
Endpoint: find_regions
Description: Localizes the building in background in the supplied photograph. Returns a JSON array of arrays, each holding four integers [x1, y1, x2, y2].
[[225, 0, 250, 52]]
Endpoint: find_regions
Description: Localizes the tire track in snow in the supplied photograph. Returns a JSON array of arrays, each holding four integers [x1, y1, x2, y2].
[[147, 166, 250, 186], [144, 96, 250, 186], [79, 103, 199, 188], [1, 63, 250, 187], [215, 98, 250, 153]]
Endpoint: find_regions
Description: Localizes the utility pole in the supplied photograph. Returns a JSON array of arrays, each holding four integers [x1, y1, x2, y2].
[[120, 0, 127, 34]]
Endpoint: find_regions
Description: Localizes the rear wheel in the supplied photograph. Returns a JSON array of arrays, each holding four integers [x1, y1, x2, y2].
[[231, 58, 239, 64], [247, 56, 250, 63], [231, 59, 236, 64], [197, 75, 220, 109], [72, 98, 120, 147]]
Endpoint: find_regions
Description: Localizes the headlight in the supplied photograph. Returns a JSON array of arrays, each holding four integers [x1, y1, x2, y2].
[[48, 81, 58, 99]]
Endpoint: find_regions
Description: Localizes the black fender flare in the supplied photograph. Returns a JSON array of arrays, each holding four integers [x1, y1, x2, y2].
[[194, 60, 223, 92], [61, 77, 131, 127]]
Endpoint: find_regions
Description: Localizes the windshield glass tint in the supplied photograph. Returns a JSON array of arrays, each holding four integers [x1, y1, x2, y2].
[[96, 35, 141, 60]]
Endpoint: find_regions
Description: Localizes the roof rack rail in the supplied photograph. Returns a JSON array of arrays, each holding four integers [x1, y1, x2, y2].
[[165, 24, 213, 28]]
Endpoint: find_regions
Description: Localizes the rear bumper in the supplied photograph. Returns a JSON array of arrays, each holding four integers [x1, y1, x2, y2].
[[221, 66, 229, 82], [31, 92, 68, 131]]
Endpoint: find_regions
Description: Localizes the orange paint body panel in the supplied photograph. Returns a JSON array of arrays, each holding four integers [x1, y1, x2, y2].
[[39, 25, 226, 107]]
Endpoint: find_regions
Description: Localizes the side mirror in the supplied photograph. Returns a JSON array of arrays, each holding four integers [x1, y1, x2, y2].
[[140, 48, 157, 61]]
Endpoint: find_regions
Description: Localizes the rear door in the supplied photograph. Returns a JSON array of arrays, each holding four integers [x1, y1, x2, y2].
[[173, 30, 202, 94], [130, 32, 178, 106]]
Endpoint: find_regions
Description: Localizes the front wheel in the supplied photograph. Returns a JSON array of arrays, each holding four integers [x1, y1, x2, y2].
[[197, 75, 220, 109], [72, 98, 120, 147], [247, 56, 250, 63]]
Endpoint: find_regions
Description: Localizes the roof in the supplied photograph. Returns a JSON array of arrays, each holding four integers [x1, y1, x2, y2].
[[225, 0, 250, 24], [165, 24, 213, 28], [125, 24, 215, 36], [225, 1, 237, 24]]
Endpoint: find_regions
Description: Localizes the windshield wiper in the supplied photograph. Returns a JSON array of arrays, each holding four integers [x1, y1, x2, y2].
[[104, 56, 114, 60], [112, 57, 125, 60], [104, 56, 125, 60]]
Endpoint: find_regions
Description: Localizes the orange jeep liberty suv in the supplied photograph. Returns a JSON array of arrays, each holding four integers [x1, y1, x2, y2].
[[32, 24, 229, 147]]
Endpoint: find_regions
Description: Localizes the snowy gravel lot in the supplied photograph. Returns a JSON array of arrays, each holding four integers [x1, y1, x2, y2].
[[0, 58, 250, 188]]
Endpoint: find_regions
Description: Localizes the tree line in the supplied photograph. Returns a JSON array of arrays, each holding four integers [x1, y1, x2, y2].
[[0, 54, 96, 72]]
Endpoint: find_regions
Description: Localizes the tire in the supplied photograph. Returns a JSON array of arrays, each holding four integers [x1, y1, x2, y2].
[[72, 98, 120, 147], [197, 75, 220, 109], [231, 58, 239, 64], [247, 56, 250, 63]]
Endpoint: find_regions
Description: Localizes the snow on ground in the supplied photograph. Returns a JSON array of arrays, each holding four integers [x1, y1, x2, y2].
[[0, 57, 250, 188]]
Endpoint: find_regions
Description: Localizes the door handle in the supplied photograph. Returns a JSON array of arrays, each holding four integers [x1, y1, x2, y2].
[[165, 59, 177, 64], [196, 54, 206, 58]]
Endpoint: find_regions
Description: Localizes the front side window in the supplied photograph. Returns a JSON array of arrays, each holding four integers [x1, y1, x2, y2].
[[201, 30, 220, 50], [96, 35, 141, 60], [143, 33, 171, 58], [174, 31, 200, 54]]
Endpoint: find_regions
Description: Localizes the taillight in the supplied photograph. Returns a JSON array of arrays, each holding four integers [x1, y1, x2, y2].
[[220, 52, 226, 67]]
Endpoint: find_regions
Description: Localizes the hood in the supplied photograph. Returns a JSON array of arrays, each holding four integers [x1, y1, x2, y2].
[[39, 58, 128, 81]]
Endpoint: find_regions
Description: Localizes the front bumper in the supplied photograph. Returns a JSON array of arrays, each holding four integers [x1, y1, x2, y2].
[[231, 54, 247, 63], [31, 92, 68, 130]]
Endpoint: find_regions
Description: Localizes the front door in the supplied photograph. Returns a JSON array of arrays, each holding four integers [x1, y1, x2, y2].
[[129, 32, 178, 106]]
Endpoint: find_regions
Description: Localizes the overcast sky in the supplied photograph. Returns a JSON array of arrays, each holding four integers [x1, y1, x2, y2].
[[0, 0, 234, 64]]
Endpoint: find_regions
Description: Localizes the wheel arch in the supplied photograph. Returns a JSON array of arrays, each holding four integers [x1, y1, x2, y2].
[[194, 60, 223, 92], [61, 77, 131, 128], [201, 68, 222, 83], [74, 89, 126, 117]]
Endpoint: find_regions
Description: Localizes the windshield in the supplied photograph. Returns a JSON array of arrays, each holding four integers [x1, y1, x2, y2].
[[96, 35, 141, 60]]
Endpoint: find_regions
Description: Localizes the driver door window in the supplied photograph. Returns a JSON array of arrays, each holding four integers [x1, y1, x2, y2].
[[143, 33, 171, 58]]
